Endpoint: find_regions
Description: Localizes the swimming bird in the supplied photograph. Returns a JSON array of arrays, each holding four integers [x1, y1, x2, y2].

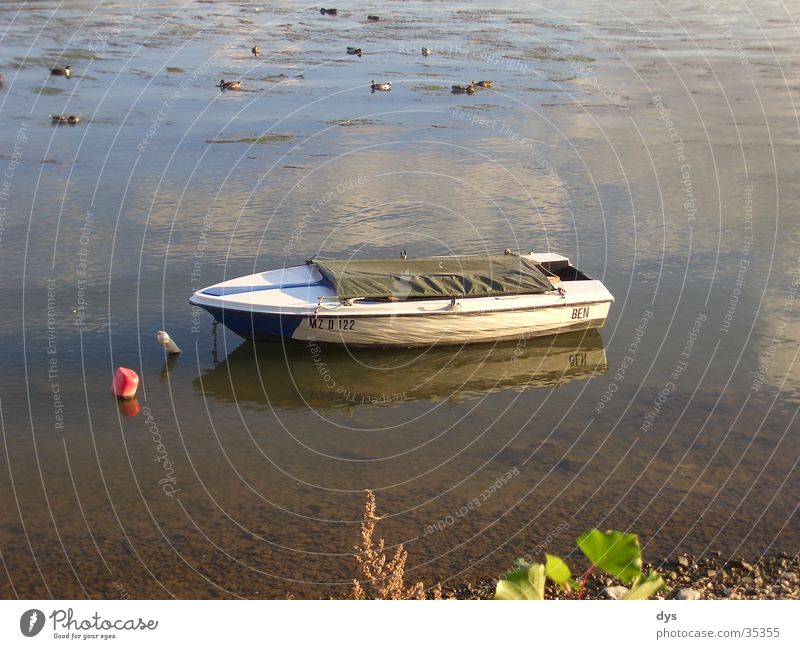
[[370, 80, 390, 91], [252, 45, 261, 57], [472, 80, 493, 88], [50, 65, 71, 78], [452, 83, 475, 94], [50, 114, 80, 125], [367, 15, 380, 21], [218, 79, 241, 91], [346, 46, 362, 57], [421, 47, 431, 56], [320, 8, 337, 15]]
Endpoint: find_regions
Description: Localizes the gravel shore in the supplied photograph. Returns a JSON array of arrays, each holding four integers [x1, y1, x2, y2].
[[441, 553, 800, 600]]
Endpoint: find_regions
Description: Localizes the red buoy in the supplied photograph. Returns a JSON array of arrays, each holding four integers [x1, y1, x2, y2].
[[117, 398, 142, 417], [112, 367, 139, 399]]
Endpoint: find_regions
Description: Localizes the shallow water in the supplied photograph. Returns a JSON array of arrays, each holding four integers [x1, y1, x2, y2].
[[0, 0, 798, 598]]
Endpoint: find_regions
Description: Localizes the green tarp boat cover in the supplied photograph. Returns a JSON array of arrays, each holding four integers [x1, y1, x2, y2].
[[314, 256, 553, 300]]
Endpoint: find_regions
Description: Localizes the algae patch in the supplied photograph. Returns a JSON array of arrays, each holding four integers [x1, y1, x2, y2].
[[325, 118, 380, 126], [208, 134, 292, 144], [35, 86, 65, 95]]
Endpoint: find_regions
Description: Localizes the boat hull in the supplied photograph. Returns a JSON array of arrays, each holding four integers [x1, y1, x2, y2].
[[194, 301, 610, 347]]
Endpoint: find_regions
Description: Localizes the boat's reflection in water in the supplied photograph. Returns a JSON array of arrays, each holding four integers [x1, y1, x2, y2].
[[194, 330, 608, 411]]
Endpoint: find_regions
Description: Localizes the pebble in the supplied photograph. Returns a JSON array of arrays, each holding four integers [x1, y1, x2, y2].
[[677, 555, 690, 568], [603, 586, 629, 600], [676, 588, 701, 600]]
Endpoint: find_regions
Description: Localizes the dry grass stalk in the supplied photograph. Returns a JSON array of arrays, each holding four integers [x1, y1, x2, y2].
[[352, 490, 440, 600]]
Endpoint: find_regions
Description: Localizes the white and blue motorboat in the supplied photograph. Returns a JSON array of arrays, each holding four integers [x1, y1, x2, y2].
[[189, 252, 614, 347]]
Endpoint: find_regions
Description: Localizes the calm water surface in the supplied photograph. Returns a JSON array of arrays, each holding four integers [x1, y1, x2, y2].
[[0, 0, 798, 598]]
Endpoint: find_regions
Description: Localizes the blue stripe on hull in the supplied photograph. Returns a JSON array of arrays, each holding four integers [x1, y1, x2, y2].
[[196, 304, 304, 341]]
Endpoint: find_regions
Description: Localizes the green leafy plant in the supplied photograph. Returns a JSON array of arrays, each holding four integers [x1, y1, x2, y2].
[[494, 560, 546, 600], [494, 529, 665, 600]]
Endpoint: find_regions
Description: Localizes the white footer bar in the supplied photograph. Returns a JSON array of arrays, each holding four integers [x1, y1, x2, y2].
[[1, 600, 796, 647]]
